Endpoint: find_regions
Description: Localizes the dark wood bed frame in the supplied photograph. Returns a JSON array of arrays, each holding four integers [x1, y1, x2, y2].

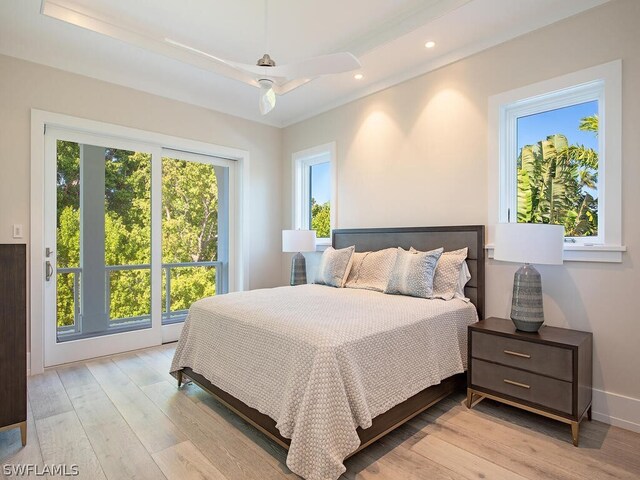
[[177, 225, 485, 456]]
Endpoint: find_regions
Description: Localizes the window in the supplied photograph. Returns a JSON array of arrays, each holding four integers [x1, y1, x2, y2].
[[489, 60, 624, 262], [293, 143, 336, 244]]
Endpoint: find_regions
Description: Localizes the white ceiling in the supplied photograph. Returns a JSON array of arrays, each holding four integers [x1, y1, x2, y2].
[[0, 0, 609, 127]]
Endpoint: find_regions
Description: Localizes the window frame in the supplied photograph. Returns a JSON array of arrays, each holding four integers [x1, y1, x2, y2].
[[292, 142, 336, 246], [488, 60, 625, 262]]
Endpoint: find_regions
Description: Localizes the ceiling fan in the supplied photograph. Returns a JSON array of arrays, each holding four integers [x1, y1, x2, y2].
[[165, 1, 361, 115]]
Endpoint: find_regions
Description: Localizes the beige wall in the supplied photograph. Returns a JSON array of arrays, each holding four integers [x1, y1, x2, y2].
[[283, 0, 640, 422], [0, 53, 283, 292]]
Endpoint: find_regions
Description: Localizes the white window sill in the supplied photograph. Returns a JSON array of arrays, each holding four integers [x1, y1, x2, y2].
[[315, 238, 331, 252], [486, 243, 627, 263]]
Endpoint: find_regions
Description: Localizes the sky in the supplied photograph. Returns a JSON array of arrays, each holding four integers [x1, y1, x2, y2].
[[517, 100, 598, 151], [517, 99, 599, 200], [310, 161, 331, 205]]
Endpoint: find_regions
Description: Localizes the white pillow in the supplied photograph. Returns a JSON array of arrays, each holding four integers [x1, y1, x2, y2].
[[385, 247, 443, 298], [315, 246, 355, 287], [434, 248, 469, 300], [345, 248, 398, 292]]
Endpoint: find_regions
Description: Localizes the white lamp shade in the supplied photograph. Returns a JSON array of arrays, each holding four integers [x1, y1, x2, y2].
[[282, 230, 316, 253], [494, 223, 564, 265]]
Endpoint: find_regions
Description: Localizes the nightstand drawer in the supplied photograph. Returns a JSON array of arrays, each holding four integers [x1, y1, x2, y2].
[[471, 359, 572, 414], [472, 331, 573, 381]]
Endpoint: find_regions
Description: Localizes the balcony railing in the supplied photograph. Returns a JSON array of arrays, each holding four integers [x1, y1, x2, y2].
[[57, 261, 221, 336]]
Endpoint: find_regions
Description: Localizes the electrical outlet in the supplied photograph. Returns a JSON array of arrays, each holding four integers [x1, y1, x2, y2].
[[12, 224, 23, 238]]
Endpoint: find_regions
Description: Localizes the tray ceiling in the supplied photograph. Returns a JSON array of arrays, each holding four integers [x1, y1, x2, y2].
[[0, 0, 609, 127]]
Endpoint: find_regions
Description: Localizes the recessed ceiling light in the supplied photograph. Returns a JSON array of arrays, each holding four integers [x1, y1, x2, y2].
[[354, 73, 364, 80], [425, 41, 436, 49]]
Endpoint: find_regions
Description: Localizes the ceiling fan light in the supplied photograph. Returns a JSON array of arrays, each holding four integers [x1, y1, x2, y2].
[[258, 78, 276, 115]]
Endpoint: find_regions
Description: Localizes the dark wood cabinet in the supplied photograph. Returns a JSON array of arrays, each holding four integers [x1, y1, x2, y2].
[[0, 244, 27, 445], [467, 317, 592, 446]]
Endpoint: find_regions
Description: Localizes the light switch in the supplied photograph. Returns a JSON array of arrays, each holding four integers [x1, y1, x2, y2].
[[12, 224, 23, 238]]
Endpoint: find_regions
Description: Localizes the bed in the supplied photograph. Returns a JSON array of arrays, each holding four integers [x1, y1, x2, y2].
[[171, 225, 485, 480]]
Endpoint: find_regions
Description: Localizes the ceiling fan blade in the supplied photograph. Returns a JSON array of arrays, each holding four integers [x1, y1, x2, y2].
[[273, 78, 313, 96], [165, 38, 258, 86], [231, 52, 361, 80], [279, 52, 361, 78]]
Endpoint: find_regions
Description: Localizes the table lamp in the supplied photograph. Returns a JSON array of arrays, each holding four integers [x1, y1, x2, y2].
[[282, 230, 317, 286], [494, 223, 564, 332]]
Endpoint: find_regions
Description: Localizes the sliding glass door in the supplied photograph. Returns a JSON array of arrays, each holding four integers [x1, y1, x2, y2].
[[160, 150, 232, 340], [43, 128, 233, 365]]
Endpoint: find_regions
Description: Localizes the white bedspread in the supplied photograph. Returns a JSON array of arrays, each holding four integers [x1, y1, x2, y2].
[[170, 284, 477, 480]]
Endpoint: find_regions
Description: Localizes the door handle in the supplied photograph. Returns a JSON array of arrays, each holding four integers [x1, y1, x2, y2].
[[46, 261, 54, 281]]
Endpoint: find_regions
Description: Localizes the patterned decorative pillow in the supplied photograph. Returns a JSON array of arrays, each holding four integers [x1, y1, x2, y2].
[[433, 248, 469, 300], [315, 246, 355, 287], [345, 252, 367, 285], [410, 247, 469, 300], [384, 247, 443, 298], [345, 248, 398, 292]]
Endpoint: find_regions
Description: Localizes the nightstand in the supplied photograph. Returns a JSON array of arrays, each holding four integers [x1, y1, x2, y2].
[[467, 317, 592, 446]]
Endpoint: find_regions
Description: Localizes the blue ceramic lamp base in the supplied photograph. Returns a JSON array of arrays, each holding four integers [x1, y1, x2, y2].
[[511, 263, 544, 332]]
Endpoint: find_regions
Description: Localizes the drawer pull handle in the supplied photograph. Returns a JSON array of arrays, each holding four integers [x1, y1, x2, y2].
[[504, 379, 530, 389], [504, 350, 531, 359]]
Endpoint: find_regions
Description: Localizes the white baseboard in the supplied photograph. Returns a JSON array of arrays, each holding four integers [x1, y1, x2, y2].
[[592, 388, 640, 433]]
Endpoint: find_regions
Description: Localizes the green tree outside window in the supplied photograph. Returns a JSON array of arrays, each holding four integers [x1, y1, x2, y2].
[[517, 115, 598, 237]]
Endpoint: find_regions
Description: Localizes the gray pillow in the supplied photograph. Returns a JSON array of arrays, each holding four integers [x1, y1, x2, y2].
[[385, 247, 443, 298], [345, 248, 398, 292], [315, 246, 355, 287]]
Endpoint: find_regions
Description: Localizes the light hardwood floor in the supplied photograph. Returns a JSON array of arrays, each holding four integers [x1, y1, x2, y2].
[[1, 343, 639, 480]]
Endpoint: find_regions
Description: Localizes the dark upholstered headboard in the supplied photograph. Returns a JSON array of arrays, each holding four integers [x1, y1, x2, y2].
[[332, 225, 485, 319]]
